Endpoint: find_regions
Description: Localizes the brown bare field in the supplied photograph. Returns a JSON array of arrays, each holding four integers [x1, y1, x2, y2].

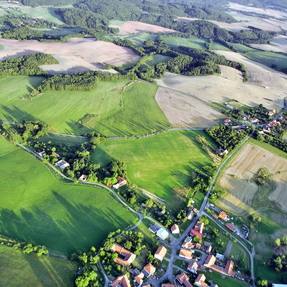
[[155, 86, 224, 128], [110, 21, 175, 35], [219, 143, 287, 215], [155, 57, 287, 127], [0, 38, 140, 74]]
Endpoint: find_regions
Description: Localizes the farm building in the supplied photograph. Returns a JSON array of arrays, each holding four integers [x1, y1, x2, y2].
[[55, 160, 70, 170]]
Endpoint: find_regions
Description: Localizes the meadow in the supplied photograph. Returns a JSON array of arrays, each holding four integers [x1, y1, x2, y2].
[[0, 76, 169, 136], [231, 43, 287, 73], [159, 35, 228, 51], [0, 136, 137, 255], [0, 245, 76, 287], [204, 271, 248, 287], [92, 130, 212, 208], [216, 140, 287, 282]]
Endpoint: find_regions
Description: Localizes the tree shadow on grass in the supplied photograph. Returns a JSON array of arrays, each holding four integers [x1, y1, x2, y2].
[[0, 191, 134, 256], [1, 105, 38, 123]]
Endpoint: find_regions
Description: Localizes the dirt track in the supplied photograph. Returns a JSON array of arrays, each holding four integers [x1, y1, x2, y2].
[[0, 38, 140, 74]]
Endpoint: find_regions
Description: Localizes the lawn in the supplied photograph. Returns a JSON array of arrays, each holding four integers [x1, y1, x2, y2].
[[160, 35, 228, 50], [92, 130, 212, 208], [0, 136, 137, 255], [0, 76, 169, 136], [0, 245, 76, 287], [204, 271, 248, 287]]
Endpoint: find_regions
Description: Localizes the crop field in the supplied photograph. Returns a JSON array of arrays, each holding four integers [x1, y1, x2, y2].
[[109, 20, 175, 35], [155, 57, 287, 128], [0, 38, 139, 74], [0, 136, 137, 255], [216, 140, 287, 281], [92, 130, 212, 208], [0, 245, 76, 287], [159, 35, 228, 51], [0, 76, 169, 136]]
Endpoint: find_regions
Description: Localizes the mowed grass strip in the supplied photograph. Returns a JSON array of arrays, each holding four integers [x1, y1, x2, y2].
[[0, 76, 169, 136], [0, 137, 137, 255], [92, 131, 212, 207], [0, 245, 76, 287]]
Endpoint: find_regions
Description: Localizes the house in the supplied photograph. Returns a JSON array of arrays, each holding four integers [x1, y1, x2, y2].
[[154, 245, 167, 261], [112, 178, 127, 189], [187, 260, 199, 274], [187, 210, 194, 220], [134, 273, 144, 286], [191, 222, 204, 239], [156, 227, 169, 240], [149, 225, 160, 234], [55, 159, 70, 170], [171, 224, 180, 234], [204, 255, 216, 268], [179, 249, 193, 260], [143, 263, 156, 277], [225, 223, 236, 232], [204, 255, 235, 277], [194, 274, 208, 287], [79, 174, 87, 181], [176, 272, 193, 287], [37, 151, 45, 158], [112, 275, 131, 287], [218, 211, 228, 221], [111, 244, 136, 266]]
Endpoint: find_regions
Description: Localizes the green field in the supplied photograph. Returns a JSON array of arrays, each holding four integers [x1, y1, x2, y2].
[[204, 271, 248, 287], [0, 136, 136, 255], [0, 76, 169, 136], [92, 130, 212, 208], [0, 245, 76, 287], [231, 43, 287, 72], [160, 35, 228, 50]]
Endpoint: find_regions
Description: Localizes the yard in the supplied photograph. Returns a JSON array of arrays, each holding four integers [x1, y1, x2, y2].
[[92, 130, 212, 209], [204, 271, 248, 287], [0, 136, 137, 255], [0, 245, 76, 287], [0, 76, 169, 136]]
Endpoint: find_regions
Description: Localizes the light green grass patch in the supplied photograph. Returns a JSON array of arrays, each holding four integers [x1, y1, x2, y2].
[[0, 245, 76, 287], [160, 35, 228, 51], [92, 130, 212, 208], [0, 76, 169, 136], [204, 271, 248, 287], [0, 136, 137, 255]]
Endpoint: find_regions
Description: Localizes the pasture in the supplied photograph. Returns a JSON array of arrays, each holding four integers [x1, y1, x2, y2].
[[0, 136, 137, 255], [0, 245, 76, 287], [159, 35, 228, 51], [0, 76, 169, 136], [92, 130, 212, 208], [216, 140, 287, 281]]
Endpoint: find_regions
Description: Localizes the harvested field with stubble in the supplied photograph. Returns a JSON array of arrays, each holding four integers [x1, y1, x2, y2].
[[110, 20, 175, 35], [219, 143, 287, 215], [0, 38, 140, 74], [155, 58, 287, 128]]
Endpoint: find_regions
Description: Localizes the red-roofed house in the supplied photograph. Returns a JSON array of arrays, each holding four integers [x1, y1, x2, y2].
[[176, 272, 193, 287], [191, 222, 204, 239], [171, 224, 180, 234], [111, 244, 136, 266], [112, 275, 131, 287], [187, 260, 199, 274], [154, 245, 167, 261], [179, 249, 193, 260], [143, 263, 156, 277], [194, 274, 208, 287], [134, 273, 144, 287]]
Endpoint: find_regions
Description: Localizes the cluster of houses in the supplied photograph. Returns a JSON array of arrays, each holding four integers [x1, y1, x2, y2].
[[111, 243, 168, 287], [174, 219, 237, 287]]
